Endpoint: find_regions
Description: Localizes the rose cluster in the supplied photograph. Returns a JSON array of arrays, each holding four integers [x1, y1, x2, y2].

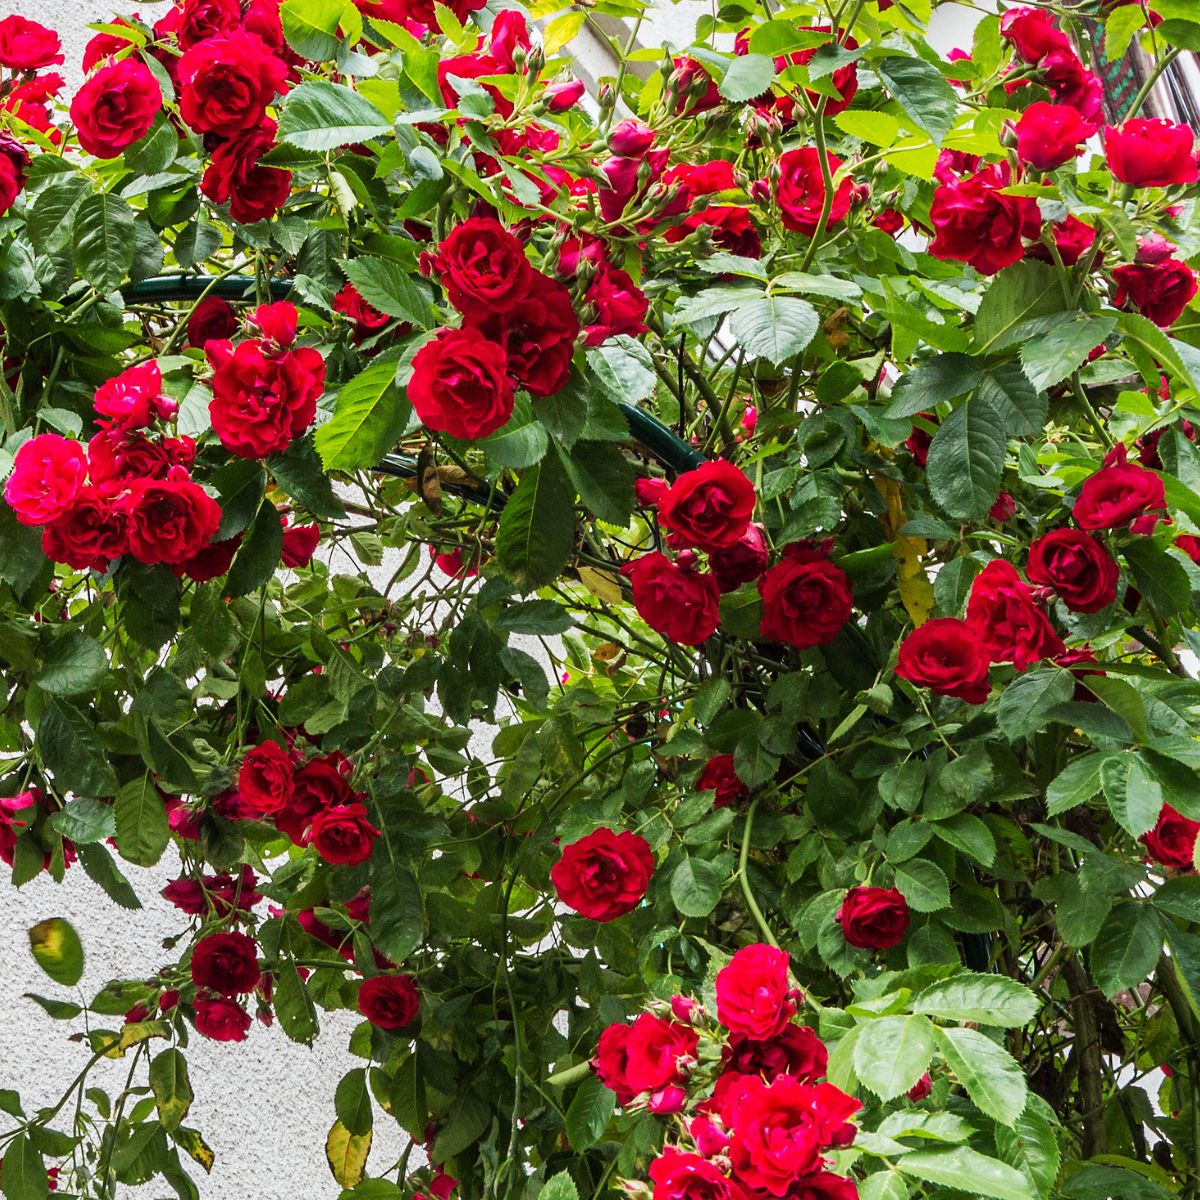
[[0, 15, 64, 213], [594, 945, 861, 1200]]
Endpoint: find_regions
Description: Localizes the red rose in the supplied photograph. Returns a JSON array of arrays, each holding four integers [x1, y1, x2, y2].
[[905, 414, 934, 465], [187, 296, 238, 348], [623, 1012, 700, 1095], [334, 283, 390, 342], [121, 475, 223, 566], [907, 1073, 933, 1102], [1105, 118, 1199, 188], [836, 886, 910, 949], [758, 552, 852, 650], [711, 523, 769, 592], [5, 433, 87, 526], [281, 520, 320, 568], [1073, 443, 1166, 530], [1143, 804, 1199, 870], [666, 205, 763, 258], [929, 163, 1041, 275], [873, 207, 904, 235], [93, 361, 168, 429], [194, 996, 252, 1042], [0, 135, 28, 216], [88, 429, 189, 485], [649, 1151, 746, 1200], [358, 974, 419, 1029], [622, 552, 721, 646], [546, 79, 585, 113], [1014, 101, 1089, 170], [989, 491, 1017, 522], [70, 58, 161, 159], [593, 1022, 637, 1102], [238, 741, 294, 815], [716, 944, 795, 1039], [427, 217, 533, 320], [787, 1173, 860, 1200], [775, 148, 853, 236], [309, 802, 381, 865], [1035, 215, 1097, 266], [895, 618, 991, 704], [1000, 6, 1072, 62], [82, 19, 137, 71], [42, 488, 128, 571], [770, 27, 859, 120], [201, 121, 292, 225], [966, 559, 1064, 669], [190, 931, 261, 995], [1026, 529, 1119, 613], [473, 274, 579, 397], [409, 328, 513, 440], [584, 264, 649, 346], [672, 56, 721, 114], [278, 753, 354, 844], [178, 30, 288, 135], [698, 755, 748, 808], [176, 0, 241, 49], [658, 461, 757, 552], [1177, 534, 1200, 564], [550, 826, 654, 921], [724, 1025, 828, 1085], [174, 536, 240, 583], [207, 336, 325, 458], [1113, 255, 1198, 328], [0, 15, 61, 70]]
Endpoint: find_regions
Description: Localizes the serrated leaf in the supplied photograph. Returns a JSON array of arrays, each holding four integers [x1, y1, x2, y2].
[[73, 193, 135, 293], [996, 1095, 1061, 1199], [1101, 752, 1163, 838], [885, 353, 981, 420], [935, 1026, 1028, 1125], [559, 441, 634, 527], [325, 1120, 372, 1189], [36, 631, 107, 697], [563, 1073, 614, 1152], [977, 362, 1046, 438], [926, 393, 1006, 520], [149, 1049, 193, 1131], [224, 498, 284, 599], [1045, 752, 1103, 816], [279, 81, 390, 150], [113, 774, 169, 867], [877, 57, 958, 145], [720, 53, 774, 101], [339, 257, 435, 326], [495, 455, 575, 592], [1019, 314, 1116, 393], [729, 295, 819, 366], [315, 358, 412, 471], [996, 668, 1073, 740], [898, 1146, 1037, 1200], [335, 1068, 373, 1136], [1090, 902, 1163, 997], [912, 973, 1039, 1026], [974, 262, 1066, 355], [853, 1015, 936, 1101], [670, 854, 725, 918], [895, 858, 950, 912]]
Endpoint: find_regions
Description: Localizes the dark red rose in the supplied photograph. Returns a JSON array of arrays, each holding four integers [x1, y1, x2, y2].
[[187, 297, 238, 348], [666, 206, 762, 258], [0, 134, 28, 216], [426, 217, 533, 320], [281, 520, 320, 568], [409, 328, 513, 440], [278, 753, 354, 844], [1105, 118, 1199, 188], [1073, 443, 1166, 530], [87, 429, 184, 485], [164, 867, 260, 916], [120, 475, 223, 566], [988, 491, 1017, 522], [1000, 6, 1072, 62], [5, 433, 86, 526], [758, 552, 852, 650], [966, 559, 1064, 669], [176, 0, 241, 49], [698, 755, 748, 808], [905, 413, 934, 465], [622, 1012, 700, 1095], [786, 1173, 860, 1200], [473, 273, 579, 397], [710, 523, 769, 592], [769, 27, 859, 120], [546, 79, 585, 113], [0, 16, 63, 69], [907, 1072, 933, 1101], [190, 931, 261, 995], [1039, 50, 1104, 131], [1143, 804, 1199, 870], [635, 477, 670, 508], [648, 1150, 746, 1200], [178, 30, 288, 135], [70, 57, 161, 159], [1026, 529, 1119, 613], [584, 264, 649, 346], [672, 56, 721, 114], [174, 534, 239, 583], [238, 741, 294, 816], [201, 121, 292, 225], [716, 944, 796, 1039], [836, 886, 910, 949], [609, 118, 655, 157], [895, 617, 991, 704], [550, 826, 653, 921], [1113, 254, 1198, 328], [929, 163, 1041, 275], [334, 283, 390, 343], [622, 552, 721, 646], [659, 461, 757, 552], [310, 802, 380, 865], [873, 207, 904, 235], [93, 361, 169, 429], [724, 1025, 828, 1085], [42, 488, 128, 571], [82, 19, 138, 71], [776, 148, 854, 236], [1033, 215, 1097, 266], [357, 974, 419, 1029], [194, 996, 252, 1042], [1177, 534, 1200, 564], [1014, 101, 1089, 171]]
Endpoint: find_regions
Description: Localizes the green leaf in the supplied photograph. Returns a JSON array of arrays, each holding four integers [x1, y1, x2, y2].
[[912, 973, 1039, 1027], [149, 1049, 193, 1132], [113, 774, 170, 867], [925, 393, 1006, 520], [269, 436, 346, 519], [73, 193, 135, 293], [1019, 314, 1116, 393], [1101, 752, 1163, 838], [670, 854, 725, 918], [728, 295, 819, 366], [885, 354, 981, 420], [996, 668, 1073, 740], [1159, 18, 1200, 51], [1, 1134, 47, 1200], [1154, 875, 1200, 923], [213, 459, 268, 541], [977, 363, 1046, 438], [853, 1015, 936, 1101], [1046, 752, 1104, 816], [23, 993, 82, 1019], [0, 504, 50, 596], [1090, 902, 1164, 997], [898, 1146, 1036, 1200], [720, 53, 774, 101], [559, 441, 634, 527], [895, 857, 950, 913], [224, 499, 284, 599], [315, 358, 412, 471], [588, 338, 656, 405], [371, 821, 425, 964], [37, 698, 117, 798], [274, 953, 320, 1045], [1123, 537, 1191, 616], [28, 918, 84, 988], [973, 262, 1065, 355], [36, 631, 107, 697], [1059, 1164, 1171, 1200], [495, 455, 575, 592], [563, 1073, 614, 1152], [483, 396, 548, 469], [76, 843, 141, 911], [278, 81, 390, 150], [996, 1095, 1061, 1199], [339, 257, 435, 326], [281, 0, 352, 58], [877, 57, 959, 145], [935, 1026, 1027, 1126], [48, 797, 115, 845], [335, 1068, 373, 1136], [539, 1172, 579, 1200], [430, 1092, 488, 1159]]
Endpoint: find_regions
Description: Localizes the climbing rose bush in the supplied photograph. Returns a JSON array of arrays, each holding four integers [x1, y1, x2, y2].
[[0, 1, 1199, 1199]]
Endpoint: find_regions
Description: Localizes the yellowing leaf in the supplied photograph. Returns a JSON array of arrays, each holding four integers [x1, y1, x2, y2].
[[875, 475, 934, 626], [28, 918, 84, 987], [577, 566, 624, 605], [543, 10, 584, 55], [326, 1119, 372, 1188], [174, 1127, 215, 1173]]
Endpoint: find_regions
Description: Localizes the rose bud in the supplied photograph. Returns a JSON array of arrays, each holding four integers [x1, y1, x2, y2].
[[546, 79, 585, 113]]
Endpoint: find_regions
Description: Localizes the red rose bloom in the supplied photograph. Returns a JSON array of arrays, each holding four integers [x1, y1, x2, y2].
[[724, 1025, 828, 1085], [623, 1012, 700, 1095], [5, 433, 87, 526], [70, 58, 161, 159], [409, 328, 514, 440], [190, 931, 261, 995], [473, 274, 579, 397], [966, 559, 1064, 670], [281, 520, 320, 568], [42, 488, 128, 571], [672, 56, 721, 114], [1073, 443, 1166, 530], [334, 283, 390, 342], [121, 475, 223, 566], [550, 826, 654, 921], [716, 944, 795, 1039], [178, 30, 288, 135], [82, 19, 137, 71], [194, 996, 252, 1042], [929, 163, 1042, 275], [584, 264, 649, 346], [698, 755, 748, 808], [1037, 215, 1097, 266], [278, 753, 354, 844], [648, 1151, 746, 1200], [0, 16, 62, 69], [593, 1022, 638, 1103], [201, 121, 292, 225], [0, 135, 28, 216], [237, 741, 294, 816], [836, 886, 910, 949], [1143, 804, 1199, 870], [1026, 529, 1119, 613], [1000, 6, 1072, 62], [1014, 101, 1089, 171], [659, 461, 757, 552], [711, 524, 769, 592], [758, 552, 852, 650], [1105, 118, 1199, 188], [622, 552, 721, 646], [187, 297, 238, 348], [907, 1073, 933, 1102], [428, 217, 533, 320], [666, 206, 762, 258], [775, 148, 854, 236], [358, 974, 420, 1029], [309, 802, 381, 865], [176, 0, 241, 49], [1113, 255, 1198, 328], [93, 361, 168, 429], [175, 536, 240, 584], [895, 618, 991, 704]]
